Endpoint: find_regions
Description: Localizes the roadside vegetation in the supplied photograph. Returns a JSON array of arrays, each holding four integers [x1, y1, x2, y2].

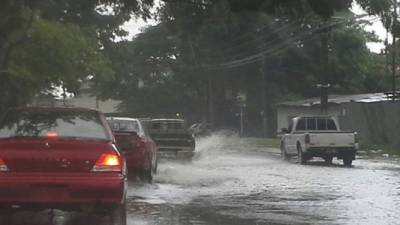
[[241, 138, 280, 149], [361, 143, 400, 157]]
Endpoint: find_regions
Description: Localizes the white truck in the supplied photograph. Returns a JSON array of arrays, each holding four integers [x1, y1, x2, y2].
[[280, 116, 359, 167]]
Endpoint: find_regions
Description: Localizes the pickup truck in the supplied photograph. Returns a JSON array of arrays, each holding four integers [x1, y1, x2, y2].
[[280, 116, 359, 167], [149, 119, 195, 159]]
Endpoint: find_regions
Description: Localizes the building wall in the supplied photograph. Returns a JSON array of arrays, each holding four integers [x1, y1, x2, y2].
[[69, 94, 121, 114], [339, 102, 400, 147], [32, 94, 121, 114]]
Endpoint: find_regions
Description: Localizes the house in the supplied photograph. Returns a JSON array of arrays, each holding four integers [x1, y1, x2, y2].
[[32, 94, 122, 114], [277, 93, 400, 147]]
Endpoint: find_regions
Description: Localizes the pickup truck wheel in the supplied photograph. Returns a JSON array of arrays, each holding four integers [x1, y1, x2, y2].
[[343, 157, 353, 167], [110, 203, 127, 225], [280, 143, 290, 161], [297, 145, 307, 165]]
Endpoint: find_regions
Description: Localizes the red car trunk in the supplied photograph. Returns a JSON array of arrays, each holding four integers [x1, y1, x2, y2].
[[0, 139, 114, 173], [0, 107, 126, 208]]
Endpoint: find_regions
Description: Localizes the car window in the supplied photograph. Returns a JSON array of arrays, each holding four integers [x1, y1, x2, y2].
[[108, 120, 140, 133], [139, 120, 151, 137], [288, 121, 293, 133], [151, 122, 162, 130], [327, 119, 337, 130], [296, 118, 306, 130], [306, 118, 316, 130], [0, 109, 109, 140], [167, 122, 185, 129], [317, 118, 327, 130]]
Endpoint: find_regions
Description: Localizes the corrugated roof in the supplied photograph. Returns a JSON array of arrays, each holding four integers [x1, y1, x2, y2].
[[279, 93, 391, 107]]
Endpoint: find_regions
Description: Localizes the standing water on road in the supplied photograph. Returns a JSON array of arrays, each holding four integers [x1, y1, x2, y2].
[[128, 132, 400, 225]]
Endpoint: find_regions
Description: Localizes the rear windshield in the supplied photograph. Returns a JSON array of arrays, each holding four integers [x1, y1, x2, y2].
[[151, 121, 185, 130], [107, 120, 140, 133], [0, 109, 109, 140], [296, 117, 337, 131]]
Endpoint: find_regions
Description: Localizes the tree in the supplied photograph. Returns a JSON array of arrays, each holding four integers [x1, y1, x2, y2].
[[104, 0, 388, 136], [0, 0, 154, 111], [1, 18, 114, 108]]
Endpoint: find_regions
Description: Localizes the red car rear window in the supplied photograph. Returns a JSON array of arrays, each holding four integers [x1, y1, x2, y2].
[[0, 109, 110, 141]]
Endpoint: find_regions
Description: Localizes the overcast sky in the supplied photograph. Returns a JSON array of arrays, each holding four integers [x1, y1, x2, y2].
[[351, 3, 387, 53], [122, 2, 388, 53]]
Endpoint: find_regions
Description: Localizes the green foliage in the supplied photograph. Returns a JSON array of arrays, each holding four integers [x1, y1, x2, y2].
[[10, 19, 113, 93], [0, 0, 154, 111], [107, 0, 390, 134], [0, 18, 114, 108]]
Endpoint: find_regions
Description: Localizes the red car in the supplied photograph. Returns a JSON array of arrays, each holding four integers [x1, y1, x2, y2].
[[107, 117, 158, 183], [0, 107, 127, 225]]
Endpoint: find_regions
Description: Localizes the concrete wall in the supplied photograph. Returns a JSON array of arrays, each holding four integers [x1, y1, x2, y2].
[[339, 102, 400, 147]]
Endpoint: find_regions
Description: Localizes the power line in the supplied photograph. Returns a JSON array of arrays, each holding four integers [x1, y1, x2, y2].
[[201, 13, 374, 62], [200, 14, 316, 58], [203, 14, 374, 70]]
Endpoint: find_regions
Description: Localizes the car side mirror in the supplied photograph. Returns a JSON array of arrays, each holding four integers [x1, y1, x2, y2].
[[281, 128, 290, 133]]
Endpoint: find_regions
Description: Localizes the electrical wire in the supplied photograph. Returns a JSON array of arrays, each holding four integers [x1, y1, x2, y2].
[[201, 14, 379, 70]]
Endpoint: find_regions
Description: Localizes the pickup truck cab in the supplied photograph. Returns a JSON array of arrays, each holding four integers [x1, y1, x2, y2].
[[0, 107, 127, 225], [280, 116, 358, 167], [150, 119, 195, 159]]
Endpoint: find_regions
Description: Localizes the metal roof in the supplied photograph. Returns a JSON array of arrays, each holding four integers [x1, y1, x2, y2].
[[279, 93, 392, 107]]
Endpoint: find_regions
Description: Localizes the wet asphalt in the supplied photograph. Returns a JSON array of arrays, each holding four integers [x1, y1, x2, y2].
[[3, 133, 400, 225]]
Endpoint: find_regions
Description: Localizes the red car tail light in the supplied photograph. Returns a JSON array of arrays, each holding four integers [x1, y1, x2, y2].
[[92, 153, 122, 172], [0, 158, 9, 172], [46, 131, 59, 138]]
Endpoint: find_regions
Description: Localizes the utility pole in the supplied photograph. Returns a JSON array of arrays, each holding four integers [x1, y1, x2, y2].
[[392, 0, 398, 102], [189, 41, 214, 125], [208, 74, 214, 126], [236, 93, 246, 137], [240, 106, 244, 137], [319, 23, 330, 114], [386, 31, 390, 76], [260, 56, 267, 138]]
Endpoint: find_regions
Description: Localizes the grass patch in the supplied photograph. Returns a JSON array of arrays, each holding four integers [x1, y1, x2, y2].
[[241, 138, 280, 149], [361, 143, 400, 156]]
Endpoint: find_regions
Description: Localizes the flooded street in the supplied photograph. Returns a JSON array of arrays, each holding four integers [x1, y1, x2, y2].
[[128, 134, 400, 225], [3, 133, 400, 225]]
